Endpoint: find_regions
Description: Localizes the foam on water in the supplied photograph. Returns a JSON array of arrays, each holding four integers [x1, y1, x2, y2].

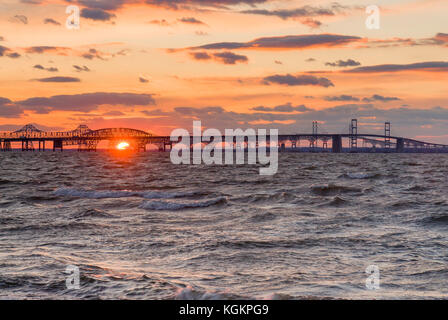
[[140, 197, 227, 211], [53, 187, 198, 200]]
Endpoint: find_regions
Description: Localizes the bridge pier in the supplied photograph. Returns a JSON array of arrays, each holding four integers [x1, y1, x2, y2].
[[53, 139, 63, 152], [3, 141, 11, 151], [332, 135, 342, 153], [21, 140, 35, 151], [38, 140, 46, 151], [396, 138, 404, 153], [280, 143, 286, 152]]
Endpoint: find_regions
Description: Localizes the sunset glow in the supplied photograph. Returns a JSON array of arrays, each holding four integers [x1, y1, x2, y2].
[[116, 142, 130, 150], [0, 0, 447, 142]]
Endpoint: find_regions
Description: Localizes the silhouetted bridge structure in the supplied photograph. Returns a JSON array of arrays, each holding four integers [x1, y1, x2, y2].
[[1, 121, 448, 153]]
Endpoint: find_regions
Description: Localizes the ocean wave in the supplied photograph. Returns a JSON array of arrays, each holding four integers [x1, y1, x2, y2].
[[0, 179, 13, 185], [140, 197, 227, 211], [311, 184, 362, 196], [72, 208, 115, 219], [423, 214, 448, 224], [235, 192, 296, 204], [53, 188, 200, 200], [248, 212, 278, 223], [172, 287, 332, 300], [327, 196, 348, 207], [173, 286, 248, 300], [340, 172, 381, 179], [405, 185, 427, 192]]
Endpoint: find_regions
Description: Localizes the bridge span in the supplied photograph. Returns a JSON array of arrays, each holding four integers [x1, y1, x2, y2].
[[1, 122, 448, 153]]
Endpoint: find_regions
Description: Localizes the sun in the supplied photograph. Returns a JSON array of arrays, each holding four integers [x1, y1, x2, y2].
[[116, 142, 130, 150]]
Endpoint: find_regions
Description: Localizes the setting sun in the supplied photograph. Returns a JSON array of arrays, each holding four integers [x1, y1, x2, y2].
[[116, 142, 130, 150]]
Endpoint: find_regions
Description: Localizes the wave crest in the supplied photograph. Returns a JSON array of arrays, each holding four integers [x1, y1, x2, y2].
[[53, 188, 199, 200], [140, 197, 227, 211]]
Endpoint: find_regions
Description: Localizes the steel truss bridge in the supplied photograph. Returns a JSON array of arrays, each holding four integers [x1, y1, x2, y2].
[[1, 121, 448, 153]]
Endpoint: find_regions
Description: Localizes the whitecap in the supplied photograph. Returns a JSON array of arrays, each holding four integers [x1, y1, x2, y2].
[[53, 188, 198, 200], [140, 197, 227, 211]]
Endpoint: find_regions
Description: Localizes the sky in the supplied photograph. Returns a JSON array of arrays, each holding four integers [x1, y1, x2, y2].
[[0, 0, 447, 143]]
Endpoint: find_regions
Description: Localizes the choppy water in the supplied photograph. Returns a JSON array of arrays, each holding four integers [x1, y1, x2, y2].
[[0, 151, 447, 299]]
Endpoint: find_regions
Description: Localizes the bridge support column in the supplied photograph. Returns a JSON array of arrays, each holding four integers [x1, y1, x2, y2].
[[396, 138, 404, 153], [280, 143, 286, 152], [332, 135, 342, 153], [2, 141, 11, 151], [53, 139, 63, 152]]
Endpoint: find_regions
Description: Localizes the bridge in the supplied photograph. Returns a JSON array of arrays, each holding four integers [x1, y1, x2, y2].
[[1, 120, 448, 153]]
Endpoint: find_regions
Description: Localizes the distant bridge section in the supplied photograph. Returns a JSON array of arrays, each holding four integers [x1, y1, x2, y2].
[[1, 121, 448, 153]]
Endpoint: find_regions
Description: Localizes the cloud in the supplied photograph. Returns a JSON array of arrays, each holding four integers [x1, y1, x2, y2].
[[81, 8, 116, 21], [190, 51, 211, 60], [148, 19, 172, 26], [0, 36, 4, 41], [364, 33, 448, 49], [178, 17, 206, 25], [195, 31, 208, 36], [432, 33, 448, 46], [300, 18, 322, 29], [63, 0, 268, 12], [213, 52, 248, 65], [25, 46, 70, 54], [10, 15, 28, 24], [44, 18, 61, 26], [240, 4, 354, 28], [0, 46, 21, 59], [139, 77, 149, 83], [263, 74, 334, 87], [33, 64, 58, 72], [7, 52, 21, 59], [189, 34, 362, 51], [362, 95, 400, 103], [143, 0, 267, 10], [189, 51, 248, 65], [241, 3, 350, 19], [325, 95, 360, 102], [103, 111, 125, 116], [0, 46, 9, 56], [81, 48, 106, 60], [33, 77, 81, 83], [345, 61, 448, 73], [73, 65, 90, 72], [16, 92, 156, 114], [252, 103, 312, 113], [24, 46, 120, 60], [0, 97, 22, 118], [326, 59, 361, 67]]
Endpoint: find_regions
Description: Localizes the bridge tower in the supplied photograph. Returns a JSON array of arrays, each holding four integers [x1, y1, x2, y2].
[[350, 119, 358, 150], [310, 121, 318, 148], [385, 122, 391, 149]]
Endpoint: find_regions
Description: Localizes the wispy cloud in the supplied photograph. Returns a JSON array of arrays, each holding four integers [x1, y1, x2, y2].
[[33, 76, 81, 83], [263, 74, 334, 87], [345, 61, 448, 73]]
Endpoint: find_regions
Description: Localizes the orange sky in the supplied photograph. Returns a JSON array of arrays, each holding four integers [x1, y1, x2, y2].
[[0, 0, 447, 142]]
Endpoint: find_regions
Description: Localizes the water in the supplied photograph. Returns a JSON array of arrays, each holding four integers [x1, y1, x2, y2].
[[0, 151, 447, 299]]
